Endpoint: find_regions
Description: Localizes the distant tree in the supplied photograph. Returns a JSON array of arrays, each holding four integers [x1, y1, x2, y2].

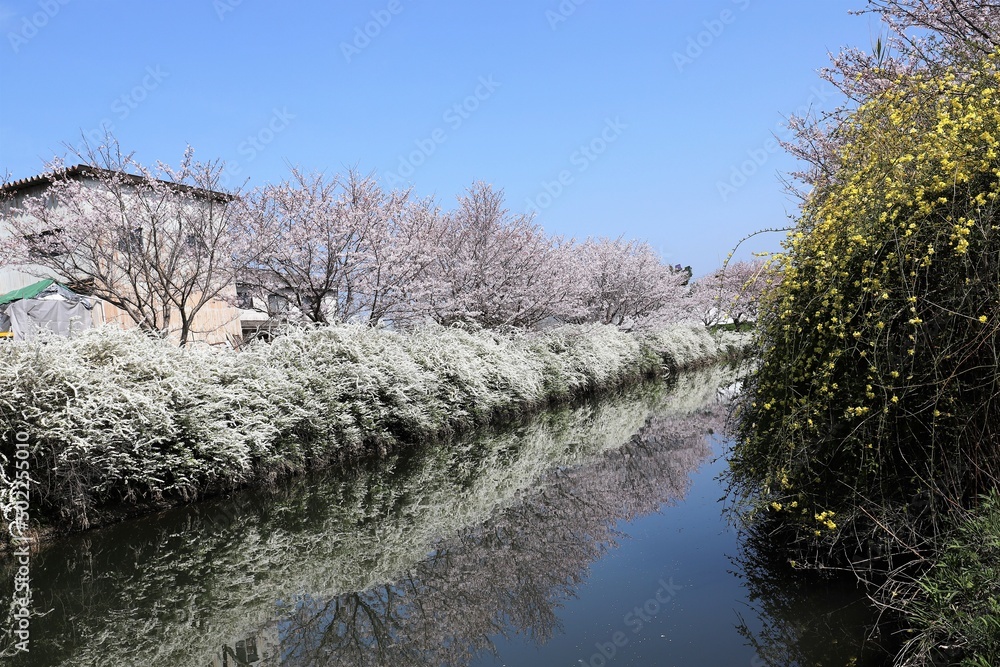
[[571, 237, 690, 327], [241, 168, 432, 325], [688, 278, 725, 327], [0, 136, 252, 345], [241, 170, 407, 323], [415, 182, 579, 328], [784, 0, 1000, 193], [360, 195, 447, 326], [693, 259, 773, 326]]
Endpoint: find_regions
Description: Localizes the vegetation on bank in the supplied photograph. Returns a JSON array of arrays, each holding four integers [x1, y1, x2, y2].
[[0, 365, 733, 665], [727, 33, 1000, 667], [731, 53, 1000, 554], [0, 322, 744, 537], [887, 492, 1000, 667]]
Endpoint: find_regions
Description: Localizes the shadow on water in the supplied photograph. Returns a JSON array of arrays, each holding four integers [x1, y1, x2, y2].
[[0, 365, 895, 666], [730, 528, 901, 667]]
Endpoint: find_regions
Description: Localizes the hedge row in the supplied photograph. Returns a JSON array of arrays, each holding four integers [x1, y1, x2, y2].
[[0, 322, 742, 533]]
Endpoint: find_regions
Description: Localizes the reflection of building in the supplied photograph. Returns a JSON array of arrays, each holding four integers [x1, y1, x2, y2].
[[0, 167, 257, 344], [211, 623, 281, 667]]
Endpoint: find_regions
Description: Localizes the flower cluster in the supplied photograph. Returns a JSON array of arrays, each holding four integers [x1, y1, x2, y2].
[[730, 52, 1000, 547]]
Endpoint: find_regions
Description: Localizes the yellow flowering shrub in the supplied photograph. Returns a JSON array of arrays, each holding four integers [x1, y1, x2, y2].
[[729, 54, 1000, 551]]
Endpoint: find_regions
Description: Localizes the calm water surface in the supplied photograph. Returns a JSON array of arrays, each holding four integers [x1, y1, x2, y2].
[[1, 367, 894, 666]]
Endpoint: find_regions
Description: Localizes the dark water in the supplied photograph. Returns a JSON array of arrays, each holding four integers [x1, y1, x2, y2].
[[0, 367, 894, 666]]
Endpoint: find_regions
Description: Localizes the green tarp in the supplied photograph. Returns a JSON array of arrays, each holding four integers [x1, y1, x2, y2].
[[0, 278, 94, 340], [0, 279, 58, 306]]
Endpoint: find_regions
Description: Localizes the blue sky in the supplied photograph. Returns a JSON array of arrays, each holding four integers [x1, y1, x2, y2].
[[0, 1, 883, 276]]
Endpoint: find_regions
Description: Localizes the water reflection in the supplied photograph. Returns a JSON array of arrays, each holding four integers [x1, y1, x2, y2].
[[730, 526, 900, 666], [2, 367, 733, 666], [274, 403, 716, 667]]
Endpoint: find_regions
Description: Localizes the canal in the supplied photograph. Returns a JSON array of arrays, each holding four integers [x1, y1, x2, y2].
[[1, 366, 893, 666]]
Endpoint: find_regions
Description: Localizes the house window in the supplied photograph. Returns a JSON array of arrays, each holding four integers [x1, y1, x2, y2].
[[221, 636, 260, 665], [117, 227, 143, 253], [267, 293, 289, 315], [184, 233, 208, 253], [235, 284, 253, 309], [236, 637, 259, 663], [24, 228, 65, 258]]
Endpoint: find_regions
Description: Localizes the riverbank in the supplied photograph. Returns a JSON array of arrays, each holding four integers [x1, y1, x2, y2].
[[0, 322, 747, 540], [1, 365, 745, 665]]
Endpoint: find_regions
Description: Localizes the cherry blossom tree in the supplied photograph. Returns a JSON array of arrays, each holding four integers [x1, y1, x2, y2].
[[244, 179, 706, 331], [240, 168, 432, 325], [413, 182, 580, 328], [692, 259, 773, 326], [687, 278, 725, 327], [0, 136, 252, 345], [3, 137, 712, 338], [863, 0, 1000, 64], [360, 195, 446, 326], [570, 237, 692, 328]]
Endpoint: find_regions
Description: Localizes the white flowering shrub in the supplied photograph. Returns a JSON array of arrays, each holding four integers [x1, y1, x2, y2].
[[642, 325, 730, 371], [0, 322, 743, 533], [527, 324, 654, 400], [1, 330, 252, 528]]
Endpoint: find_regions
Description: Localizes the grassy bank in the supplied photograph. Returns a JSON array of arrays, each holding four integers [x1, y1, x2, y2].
[[881, 493, 1000, 667], [0, 322, 745, 537]]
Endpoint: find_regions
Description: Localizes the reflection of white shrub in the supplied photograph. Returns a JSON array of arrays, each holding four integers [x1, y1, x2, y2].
[[25, 364, 737, 667], [0, 323, 746, 531]]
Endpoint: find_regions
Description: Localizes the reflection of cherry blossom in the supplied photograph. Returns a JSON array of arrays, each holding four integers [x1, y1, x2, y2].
[[10, 366, 735, 667], [277, 382, 722, 667]]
